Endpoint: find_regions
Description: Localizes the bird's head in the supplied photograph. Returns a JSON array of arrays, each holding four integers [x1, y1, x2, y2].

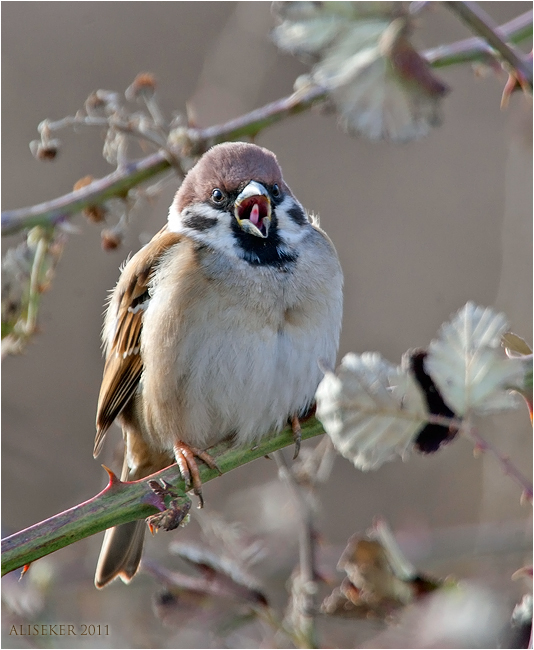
[[168, 142, 311, 266]]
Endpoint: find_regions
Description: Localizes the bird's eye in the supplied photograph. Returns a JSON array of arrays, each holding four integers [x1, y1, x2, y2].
[[211, 188, 224, 203], [272, 183, 281, 198]]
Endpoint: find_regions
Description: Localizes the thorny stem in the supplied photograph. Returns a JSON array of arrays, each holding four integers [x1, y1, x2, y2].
[[424, 10, 533, 67], [465, 423, 534, 504], [445, 2, 533, 85], [274, 450, 319, 650], [426, 414, 533, 502], [2, 9, 532, 237], [1, 85, 326, 236], [184, 85, 327, 154], [1, 419, 325, 577]]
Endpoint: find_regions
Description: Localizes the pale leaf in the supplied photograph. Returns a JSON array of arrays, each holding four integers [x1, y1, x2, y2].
[[425, 303, 525, 416], [315, 352, 428, 470], [272, 2, 448, 142]]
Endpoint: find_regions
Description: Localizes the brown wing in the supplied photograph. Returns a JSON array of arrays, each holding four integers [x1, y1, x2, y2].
[[93, 226, 182, 458]]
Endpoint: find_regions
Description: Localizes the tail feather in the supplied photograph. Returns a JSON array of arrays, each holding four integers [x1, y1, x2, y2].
[[94, 427, 174, 588], [94, 520, 145, 589]]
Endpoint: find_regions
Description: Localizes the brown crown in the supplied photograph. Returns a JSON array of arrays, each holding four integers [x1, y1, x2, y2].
[[174, 142, 289, 212]]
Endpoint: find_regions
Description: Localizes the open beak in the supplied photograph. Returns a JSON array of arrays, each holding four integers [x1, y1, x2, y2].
[[234, 181, 272, 238]]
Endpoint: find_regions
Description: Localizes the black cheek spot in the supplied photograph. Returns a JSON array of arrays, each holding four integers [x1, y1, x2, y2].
[[287, 205, 308, 226], [182, 213, 218, 231]]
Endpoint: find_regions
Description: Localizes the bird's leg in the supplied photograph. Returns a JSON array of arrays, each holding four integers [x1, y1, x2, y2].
[[291, 415, 302, 460], [173, 442, 221, 508]]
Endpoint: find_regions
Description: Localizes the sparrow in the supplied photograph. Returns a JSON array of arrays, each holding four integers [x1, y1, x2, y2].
[[93, 141, 343, 588]]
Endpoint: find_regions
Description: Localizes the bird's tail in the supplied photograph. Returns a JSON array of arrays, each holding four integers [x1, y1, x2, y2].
[[94, 520, 145, 589], [94, 429, 173, 589]]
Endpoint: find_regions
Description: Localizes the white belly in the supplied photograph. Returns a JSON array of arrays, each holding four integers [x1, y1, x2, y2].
[[140, 230, 342, 451]]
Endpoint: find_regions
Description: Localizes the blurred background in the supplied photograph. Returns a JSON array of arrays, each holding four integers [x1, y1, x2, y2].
[[2, 2, 532, 648]]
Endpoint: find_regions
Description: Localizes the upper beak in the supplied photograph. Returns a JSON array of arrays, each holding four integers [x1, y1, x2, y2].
[[234, 181, 272, 238]]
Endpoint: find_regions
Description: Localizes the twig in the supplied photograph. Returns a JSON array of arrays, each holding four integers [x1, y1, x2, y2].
[[1, 418, 325, 577], [1, 153, 170, 236], [23, 235, 47, 332], [274, 450, 319, 650], [185, 85, 328, 153], [430, 13, 532, 67], [46, 114, 169, 150], [445, 2, 533, 85], [424, 414, 533, 502], [465, 424, 534, 504], [1, 85, 327, 236], [424, 10, 533, 67]]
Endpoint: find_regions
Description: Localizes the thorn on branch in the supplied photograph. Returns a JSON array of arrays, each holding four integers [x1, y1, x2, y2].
[[101, 465, 122, 489], [20, 564, 31, 580]]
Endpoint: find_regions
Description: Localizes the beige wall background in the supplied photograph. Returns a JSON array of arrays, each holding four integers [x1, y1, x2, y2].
[[2, 3, 532, 647]]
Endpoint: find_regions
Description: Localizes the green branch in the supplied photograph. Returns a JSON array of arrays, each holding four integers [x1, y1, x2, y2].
[[1, 418, 325, 577]]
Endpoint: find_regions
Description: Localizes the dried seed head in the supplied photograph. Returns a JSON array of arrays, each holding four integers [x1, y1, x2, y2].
[[73, 176, 107, 223], [100, 228, 122, 251], [29, 139, 61, 161], [126, 72, 157, 101], [85, 90, 121, 116], [85, 91, 107, 115]]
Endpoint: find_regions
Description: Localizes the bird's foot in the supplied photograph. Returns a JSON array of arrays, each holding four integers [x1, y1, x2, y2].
[[173, 442, 221, 508], [291, 415, 302, 460], [146, 479, 192, 533]]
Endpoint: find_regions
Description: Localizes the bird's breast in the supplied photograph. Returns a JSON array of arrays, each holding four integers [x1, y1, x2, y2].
[[140, 234, 342, 450]]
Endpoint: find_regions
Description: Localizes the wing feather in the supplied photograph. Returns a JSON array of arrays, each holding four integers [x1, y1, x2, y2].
[[94, 226, 182, 457]]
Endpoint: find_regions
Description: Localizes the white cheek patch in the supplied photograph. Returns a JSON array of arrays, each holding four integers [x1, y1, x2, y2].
[[168, 203, 242, 259], [274, 196, 311, 246]]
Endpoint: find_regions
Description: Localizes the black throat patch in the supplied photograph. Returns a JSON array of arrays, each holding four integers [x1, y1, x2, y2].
[[230, 214, 298, 268]]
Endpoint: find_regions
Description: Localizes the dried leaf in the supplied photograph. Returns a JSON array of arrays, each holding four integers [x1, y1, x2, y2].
[[322, 522, 440, 620], [272, 2, 448, 141], [315, 352, 428, 470], [502, 332, 533, 357], [425, 303, 525, 416], [504, 594, 533, 649], [502, 332, 533, 420], [168, 543, 267, 606]]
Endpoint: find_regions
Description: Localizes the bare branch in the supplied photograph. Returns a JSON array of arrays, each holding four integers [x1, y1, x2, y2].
[[424, 10, 532, 67], [1, 85, 327, 236], [2, 153, 171, 236], [445, 2, 533, 85]]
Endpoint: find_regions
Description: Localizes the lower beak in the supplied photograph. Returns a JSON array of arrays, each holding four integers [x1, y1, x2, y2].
[[234, 181, 272, 239]]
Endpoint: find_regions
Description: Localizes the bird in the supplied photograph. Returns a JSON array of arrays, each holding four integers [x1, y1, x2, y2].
[[93, 141, 343, 588]]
